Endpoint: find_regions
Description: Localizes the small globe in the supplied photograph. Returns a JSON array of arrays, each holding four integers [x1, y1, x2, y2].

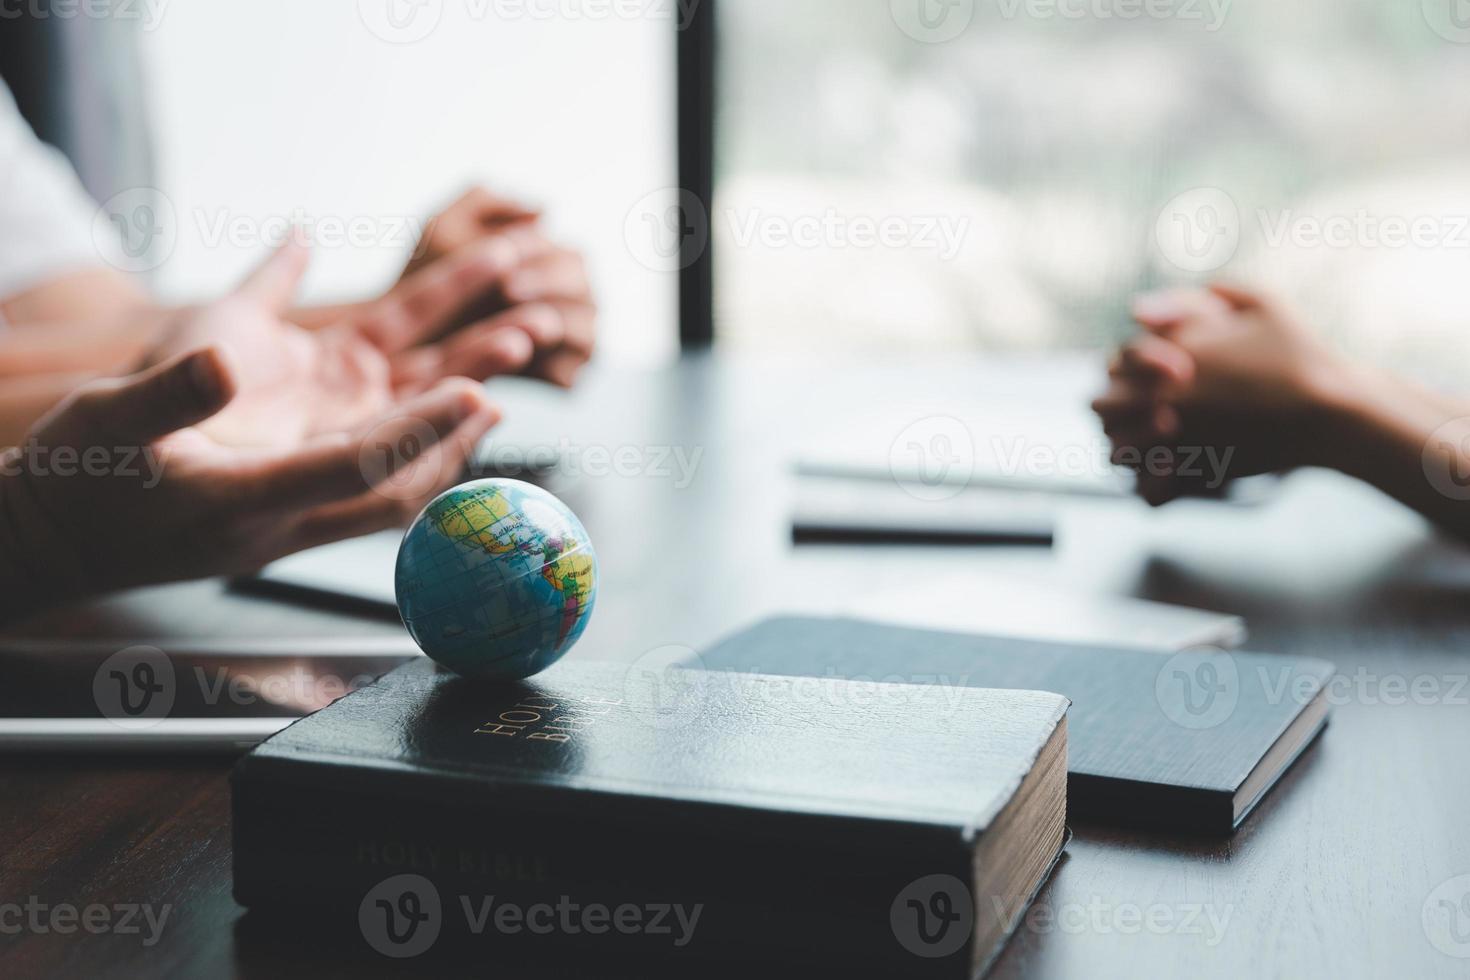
[[394, 480, 598, 680]]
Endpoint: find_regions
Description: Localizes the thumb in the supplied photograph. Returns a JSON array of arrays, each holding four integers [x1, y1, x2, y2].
[[78, 347, 238, 445], [1131, 288, 1231, 334], [472, 192, 542, 228], [1121, 334, 1196, 387], [1208, 282, 1265, 311], [236, 234, 311, 312]]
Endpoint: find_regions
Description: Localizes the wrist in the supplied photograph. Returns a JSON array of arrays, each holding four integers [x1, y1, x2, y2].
[[1297, 358, 1392, 474], [1300, 358, 1462, 494]]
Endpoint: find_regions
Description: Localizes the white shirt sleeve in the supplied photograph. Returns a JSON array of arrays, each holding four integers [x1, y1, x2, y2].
[[0, 79, 114, 305]]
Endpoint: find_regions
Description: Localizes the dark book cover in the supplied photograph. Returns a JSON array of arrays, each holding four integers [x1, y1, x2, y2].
[[232, 658, 1068, 977], [698, 617, 1337, 833]]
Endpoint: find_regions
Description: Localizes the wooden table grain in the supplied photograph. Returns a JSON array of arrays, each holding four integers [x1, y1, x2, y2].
[[1, 355, 1467, 979]]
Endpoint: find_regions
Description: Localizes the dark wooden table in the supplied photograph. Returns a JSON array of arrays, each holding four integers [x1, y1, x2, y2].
[[2, 355, 1468, 979]]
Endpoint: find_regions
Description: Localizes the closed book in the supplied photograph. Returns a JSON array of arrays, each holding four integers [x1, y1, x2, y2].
[[232, 658, 1069, 977], [698, 617, 1335, 834]]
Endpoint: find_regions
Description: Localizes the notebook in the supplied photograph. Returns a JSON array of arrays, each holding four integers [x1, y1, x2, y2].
[[698, 617, 1333, 833]]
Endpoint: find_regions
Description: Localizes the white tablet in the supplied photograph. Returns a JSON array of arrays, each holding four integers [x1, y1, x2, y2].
[[0, 638, 420, 753]]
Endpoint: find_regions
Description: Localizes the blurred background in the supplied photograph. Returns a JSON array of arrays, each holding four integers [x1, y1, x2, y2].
[[141, 2, 680, 366], [716, 1, 1470, 381], [2, 0, 680, 364], [5, 0, 1470, 379]]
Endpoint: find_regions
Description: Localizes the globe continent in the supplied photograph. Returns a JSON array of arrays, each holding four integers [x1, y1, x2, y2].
[[394, 480, 597, 680]]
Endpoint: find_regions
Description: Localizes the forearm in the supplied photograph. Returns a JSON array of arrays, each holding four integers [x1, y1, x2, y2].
[[0, 269, 174, 379], [0, 317, 166, 378], [0, 373, 100, 446], [1, 268, 152, 326], [1317, 366, 1470, 540], [0, 314, 167, 440]]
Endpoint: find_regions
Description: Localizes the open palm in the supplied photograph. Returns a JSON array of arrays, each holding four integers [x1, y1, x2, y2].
[[148, 238, 540, 449]]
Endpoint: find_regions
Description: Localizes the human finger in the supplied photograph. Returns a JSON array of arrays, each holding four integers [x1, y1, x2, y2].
[[238, 379, 496, 511]]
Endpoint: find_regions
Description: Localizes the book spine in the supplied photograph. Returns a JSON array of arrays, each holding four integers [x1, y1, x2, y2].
[[232, 759, 983, 976]]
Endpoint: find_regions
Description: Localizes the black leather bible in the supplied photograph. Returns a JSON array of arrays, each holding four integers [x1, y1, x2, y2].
[[699, 617, 1335, 834], [232, 658, 1069, 977]]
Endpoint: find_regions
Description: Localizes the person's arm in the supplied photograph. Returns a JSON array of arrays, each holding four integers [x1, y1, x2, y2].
[[0, 180, 595, 388], [1094, 284, 1351, 503], [1315, 365, 1470, 540], [0, 371, 100, 446], [294, 188, 596, 387], [1095, 283, 1470, 539], [137, 239, 551, 449], [0, 307, 185, 438], [0, 218, 581, 447], [0, 267, 154, 327], [0, 347, 499, 622], [0, 78, 157, 331], [0, 310, 180, 377], [0, 222, 595, 391]]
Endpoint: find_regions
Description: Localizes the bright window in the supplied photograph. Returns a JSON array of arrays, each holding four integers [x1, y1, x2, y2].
[[142, 1, 679, 367], [715, 1, 1470, 381]]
